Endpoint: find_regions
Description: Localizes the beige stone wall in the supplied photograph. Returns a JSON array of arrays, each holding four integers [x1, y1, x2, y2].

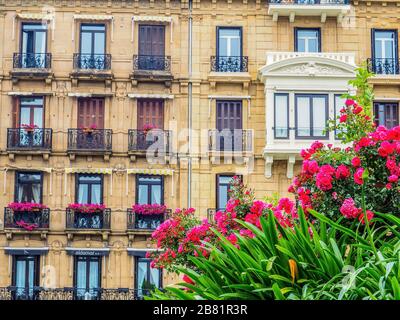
[[0, 0, 399, 291]]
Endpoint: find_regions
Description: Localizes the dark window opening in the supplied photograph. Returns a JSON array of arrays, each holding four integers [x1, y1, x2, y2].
[[136, 175, 164, 205], [76, 174, 103, 204]]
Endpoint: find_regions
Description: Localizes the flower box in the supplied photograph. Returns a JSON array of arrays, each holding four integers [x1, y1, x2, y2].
[[132, 204, 167, 215], [67, 203, 106, 214], [7, 202, 48, 212]]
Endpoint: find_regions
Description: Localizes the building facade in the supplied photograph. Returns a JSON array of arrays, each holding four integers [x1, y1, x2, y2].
[[0, 0, 399, 299]]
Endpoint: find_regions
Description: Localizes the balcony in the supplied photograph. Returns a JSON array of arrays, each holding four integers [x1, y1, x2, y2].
[[128, 129, 172, 158], [0, 287, 144, 300], [70, 54, 113, 85], [7, 128, 52, 157], [10, 53, 53, 83], [208, 129, 253, 153], [211, 56, 248, 73], [267, 0, 351, 23], [127, 208, 171, 234], [131, 55, 173, 86], [67, 129, 112, 160], [367, 58, 400, 76], [3, 207, 50, 239], [66, 208, 111, 230]]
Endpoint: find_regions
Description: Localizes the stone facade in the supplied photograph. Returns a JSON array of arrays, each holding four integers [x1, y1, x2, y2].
[[0, 0, 399, 299]]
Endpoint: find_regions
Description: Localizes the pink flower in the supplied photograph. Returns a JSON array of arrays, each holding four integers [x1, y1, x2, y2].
[[378, 141, 395, 157], [339, 114, 347, 123], [358, 210, 374, 225], [302, 160, 319, 175], [354, 168, 364, 185], [335, 165, 350, 179], [182, 274, 195, 285], [239, 229, 254, 238], [227, 233, 238, 245], [316, 172, 333, 191], [388, 175, 399, 183], [386, 183, 393, 190], [340, 198, 361, 219], [353, 106, 363, 115], [351, 157, 361, 167], [345, 99, 356, 106]]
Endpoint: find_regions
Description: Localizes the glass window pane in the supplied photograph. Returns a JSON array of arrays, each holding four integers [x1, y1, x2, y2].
[[35, 32, 46, 54], [312, 97, 326, 137], [90, 185, 101, 204], [89, 261, 99, 290], [150, 267, 160, 288], [78, 184, 89, 204], [296, 97, 311, 137], [20, 107, 31, 125], [218, 28, 241, 57], [94, 32, 105, 55], [76, 260, 87, 296], [81, 32, 92, 54], [275, 95, 288, 138], [151, 185, 161, 204], [297, 29, 319, 53], [33, 108, 43, 127], [16, 260, 26, 292], [138, 185, 148, 204], [218, 185, 229, 210]]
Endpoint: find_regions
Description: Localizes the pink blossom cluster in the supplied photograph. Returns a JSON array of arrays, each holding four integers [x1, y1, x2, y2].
[[339, 198, 374, 224], [67, 203, 106, 214], [132, 203, 167, 215], [15, 220, 39, 231], [8, 202, 48, 212]]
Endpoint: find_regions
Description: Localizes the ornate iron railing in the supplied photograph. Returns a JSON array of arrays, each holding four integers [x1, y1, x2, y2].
[[7, 128, 52, 151], [4, 207, 50, 229], [67, 129, 112, 152], [127, 208, 171, 231], [66, 208, 111, 230], [367, 58, 400, 75], [133, 55, 171, 71], [0, 287, 147, 300], [267, 0, 350, 4], [13, 53, 52, 69], [128, 129, 171, 154], [210, 56, 248, 72], [208, 129, 253, 152], [73, 53, 112, 70]]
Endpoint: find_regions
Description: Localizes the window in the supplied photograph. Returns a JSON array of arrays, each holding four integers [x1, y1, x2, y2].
[[137, 99, 164, 130], [136, 175, 164, 205], [372, 29, 398, 74], [334, 94, 347, 139], [19, 97, 44, 128], [12, 255, 39, 300], [216, 175, 241, 211], [374, 102, 399, 129], [74, 256, 101, 300], [295, 28, 321, 53], [15, 172, 42, 203], [216, 100, 243, 151], [77, 98, 104, 129], [76, 174, 103, 204], [274, 93, 289, 139], [79, 24, 106, 69], [138, 25, 166, 70], [21, 23, 47, 68], [217, 27, 242, 57], [295, 94, 328, 139], [135, 257, 162, 298]]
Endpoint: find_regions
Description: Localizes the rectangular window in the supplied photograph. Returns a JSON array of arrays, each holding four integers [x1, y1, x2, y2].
[[374, 102, 399, 129], [334, 94, 347, 139], [76, 174, 103, 205], [12, 255, 39, 300], [274, 93, 289, 139], [217, 27, 242, 57], [372, 29, 398, 74], [79, 24, 106, 69], [136, 175, 164, 205], [295, 94, 328, 139], [138, 25, 166, 70], [216, 175, 242, 211], [21, 23, 47, 68], [216, 100, 243, 151], [19, 97, 44, 128], [77, 98, 104, 129], [74, 256, 101, 300], [137, 99, 164, 130], [295, 28, 321, 53], [15, 172, 42, 203], [135, 257, 162, 298]]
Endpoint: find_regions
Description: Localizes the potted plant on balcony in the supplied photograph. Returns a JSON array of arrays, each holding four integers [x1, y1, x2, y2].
[[6, 202, 48, 231], [21, 123, 38, 134], [67, 203, 106, 214], [81, 124, 97, 135], [132, 204, 167, 229], [142, 124, 156, 137], [8, 202, 47, 212]]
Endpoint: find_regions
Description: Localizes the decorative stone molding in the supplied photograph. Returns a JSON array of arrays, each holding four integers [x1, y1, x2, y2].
[[264, 155, 273, 179]]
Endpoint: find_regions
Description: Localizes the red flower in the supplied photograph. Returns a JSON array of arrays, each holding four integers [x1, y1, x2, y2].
[[353, 106, 363, 115], [388, 175, 399, 183], [354, 168, 364, 185], [182, 274, 195, 285], [351, 157, 361, 167], [340, 198, 361, 219], [378, 141, 395, 157], [358, 210, 374, 225], [345, 99, 356, 106], [335, 165, 350, 179], [339, 115, 347, 123]]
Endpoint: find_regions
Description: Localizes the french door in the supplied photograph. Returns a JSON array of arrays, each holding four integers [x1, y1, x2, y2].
[[138, 25, 165, 70], [12, 255, 39, 300], [137, 99, 164, 150], [77, 98, 104, 129], [373, 30, 398, 74], [374, 102, 399, 129], [74, 256, 102, 300], [216, 100, 243, 151], [136, 258, 162, 298], [18, 97, 44, 147], [21, 23, 47, 68], [80, 24, 106, 69]]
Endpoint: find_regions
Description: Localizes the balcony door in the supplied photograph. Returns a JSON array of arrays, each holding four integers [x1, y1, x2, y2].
[[374, 102, 399, 129], [21, 23, 47, 68], [216, 100, 243, 151], [77, 98, 105, 149], [135, 257, 162, 298], [74, 256, 101, 300], [15, 172, 43, 204], [217, 27, 242, 72], [12, 255, 39, 300], [138, 25, 165, 70], [18, 97, 44, 147], [136, 175, 164, 205], [80, 24, 106, 69], [372, 30, 398, 74]]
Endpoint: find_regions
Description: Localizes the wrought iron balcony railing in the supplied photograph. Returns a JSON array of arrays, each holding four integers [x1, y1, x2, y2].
[[133, 55, 171, 72], [267, 0, 350, 4], [66, 208, 111, 230], [13, 53, 52, 69], [7, 128, 52, 151], [67, 129, 112, 152], [73, 53, 112, 70], [367, 58, 400, 75], [210, 56, 248, 72], [4, 207, 50, 230], [0, 287, 148, 300], [208, 129, 253, 152], [128, 129, 171, 154], [127, 208, 171, 231]]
